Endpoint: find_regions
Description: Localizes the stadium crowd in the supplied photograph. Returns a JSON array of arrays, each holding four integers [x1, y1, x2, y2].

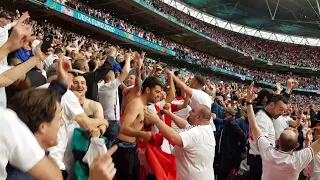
[[145, 0, 320, 69], [1, 3, 320, 180], [55, 0, 320, 91]]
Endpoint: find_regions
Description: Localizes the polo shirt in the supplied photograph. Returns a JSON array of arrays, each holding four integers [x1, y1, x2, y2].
[[258, 136, 313, 180], [249, 109, 275, 155]]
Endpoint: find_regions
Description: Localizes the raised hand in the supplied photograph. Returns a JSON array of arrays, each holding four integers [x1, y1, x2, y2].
[[89, 145, 118, 180], [306, 128, 314, 142], [56, 52, 70, 85], [276, 82, 283, 93], [108, 46, 117, 57], [166, 69, 174, 77], [144, 109, 160, 125], [162, 103, 172, 114], [5, 12, 36, 52], [246, 82, 255, 103]]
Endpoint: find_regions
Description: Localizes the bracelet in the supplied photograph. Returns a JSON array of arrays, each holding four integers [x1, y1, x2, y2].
[[246, 101, 253, 105]]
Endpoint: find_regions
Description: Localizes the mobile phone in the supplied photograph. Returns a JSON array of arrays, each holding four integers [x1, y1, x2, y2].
[[41, 34, 53, 52]]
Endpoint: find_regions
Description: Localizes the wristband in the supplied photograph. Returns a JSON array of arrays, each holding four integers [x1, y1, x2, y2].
[[246, 101, 253, 105]]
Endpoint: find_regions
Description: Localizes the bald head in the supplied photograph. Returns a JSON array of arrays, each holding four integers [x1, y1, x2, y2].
[[188, 104, 212, 125], [198, 104, 212, 121], [279, 129, 298, 152]]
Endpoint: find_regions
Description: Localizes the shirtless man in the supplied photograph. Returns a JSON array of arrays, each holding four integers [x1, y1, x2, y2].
[[121, 52, 144, 112], [113, 76, 163, 180], [71, 75, 108, 138]]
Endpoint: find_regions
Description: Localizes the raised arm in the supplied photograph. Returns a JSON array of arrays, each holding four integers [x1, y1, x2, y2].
[[0, 48, 44, 88], [285, 78, 299, 95], [163, 103, 188, 129], [144, 109, 183, 146], [247, 82, 263, 140], [0, 12, 35, 61], [288, 110, 302, 128], [117, 51, 131, 83], [173, 94, 190, 111], [165, 71, 176, 103], [169, 70, 193, 97]]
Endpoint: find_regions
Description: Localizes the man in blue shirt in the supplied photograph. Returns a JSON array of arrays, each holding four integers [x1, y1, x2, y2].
[[15, 42, 33, 62]]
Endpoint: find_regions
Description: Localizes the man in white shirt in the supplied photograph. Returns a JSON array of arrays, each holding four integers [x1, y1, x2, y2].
[[42, 48, 63, 70], [144, 104, 215, 180], [39, 61, 108, 177], [247, 83, 320, 180], [0, 13, 18, 66], [170, 72, 212, 109], [273, 113, 302, 140], [248, 94, 289, 180], [99, 51, 130, 121], [0, 108, 63, 180]]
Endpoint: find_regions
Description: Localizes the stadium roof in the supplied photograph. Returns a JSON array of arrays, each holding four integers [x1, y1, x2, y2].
[[165, 0, 320, 46]]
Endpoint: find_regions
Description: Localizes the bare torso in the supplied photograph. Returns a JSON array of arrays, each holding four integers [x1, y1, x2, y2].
[[82, 99, 96, 117], [117, 97, 145, 143], [121, 86, 140, 114]]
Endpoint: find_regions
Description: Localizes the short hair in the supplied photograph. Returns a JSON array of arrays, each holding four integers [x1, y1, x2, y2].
[[256, 88, 275, 106], [142, 76, 163, 92], [8, 88, 61, 134], [54, 48, 63, 55], [194, 75, 206, 87], [279, 130, 298, 151], [74, 60, 86, 71], [267, 94, 289, 105], [88, 60, 96, 71]]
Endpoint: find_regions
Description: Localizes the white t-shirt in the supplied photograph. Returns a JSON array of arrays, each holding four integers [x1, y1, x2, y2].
[[311, 153, 320, 180], [273, 115, 293, 140], [0, 23, 12, 66], [0, 65, 12, 108], [249, 110, 275, 155], [173, 125, 215, 180], [99, 79, 121, 121], [38, 83, 84, 170], [258, 136, 313, 180], [43, 54, 59, 70], [171, 98, 191, 131], [190, 89, 212, 109], [0, 108, 45, 179], [31, 39, 41, 49]]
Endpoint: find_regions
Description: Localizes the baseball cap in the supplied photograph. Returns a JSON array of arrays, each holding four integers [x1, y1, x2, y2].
[[223, 107, 237, 116], [0, 13, 11, 20]]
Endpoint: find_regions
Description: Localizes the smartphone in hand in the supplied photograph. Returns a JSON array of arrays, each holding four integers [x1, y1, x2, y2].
[[41, 34, 53, 53]]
